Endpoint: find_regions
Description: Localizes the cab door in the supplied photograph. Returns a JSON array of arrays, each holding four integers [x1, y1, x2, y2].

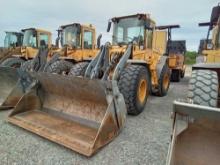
[[38, 32, 51, 49], [82, 27, 96, 60]]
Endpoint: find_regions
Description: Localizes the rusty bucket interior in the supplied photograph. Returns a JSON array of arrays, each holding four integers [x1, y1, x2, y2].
[[168, 101, 220, 165], [8, 72, 126, 156], [0, 67, 21, 110]]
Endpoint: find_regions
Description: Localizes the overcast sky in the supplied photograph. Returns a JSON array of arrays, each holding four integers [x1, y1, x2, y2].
[[0, 0, 218, 50]]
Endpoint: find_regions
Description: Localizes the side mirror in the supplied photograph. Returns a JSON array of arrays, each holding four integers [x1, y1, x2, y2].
[[97, 34, 102, 49], [107, 21, 112, 32]]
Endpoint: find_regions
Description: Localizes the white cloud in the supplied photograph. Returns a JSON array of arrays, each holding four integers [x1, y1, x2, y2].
[[0, 0, 218, 50]]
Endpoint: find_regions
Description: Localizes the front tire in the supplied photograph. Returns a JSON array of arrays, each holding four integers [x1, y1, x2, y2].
[[46, 60, 73, 75], [68, 62, 89, 76], [156, 64, 171, 96], [118, 65, 150, 115], [187, 70, 218, 107], [1, 57, 24, 68], [180, 69, 185, 78], [171, 69, 180, 82]]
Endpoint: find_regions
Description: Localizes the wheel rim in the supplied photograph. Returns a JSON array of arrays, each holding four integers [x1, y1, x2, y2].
[[138, 79, 148, 103], [163, 72, 170, 90], [61, 71, 68, 75]]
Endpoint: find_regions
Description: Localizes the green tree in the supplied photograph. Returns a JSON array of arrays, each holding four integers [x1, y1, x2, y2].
[[185, 51, 197, 65]]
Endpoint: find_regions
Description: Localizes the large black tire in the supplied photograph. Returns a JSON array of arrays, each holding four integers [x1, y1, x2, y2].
[[68, 62, 89, 76], [187, 70, 219, 107], [180, 69, 185, 78], [118, 65, 150, 115], [21, 60, 33, 72], [46, 60, 73, 75], [171, 69, 180, 82], [156, 64, 171, 96], [1, 57, 24, 68]]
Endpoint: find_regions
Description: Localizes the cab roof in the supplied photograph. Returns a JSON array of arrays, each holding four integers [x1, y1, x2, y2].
[[21, 28, 51, 34], [59, 23, 95, 31], [5, 31, 23, 35], [111, 13, 156, 26]]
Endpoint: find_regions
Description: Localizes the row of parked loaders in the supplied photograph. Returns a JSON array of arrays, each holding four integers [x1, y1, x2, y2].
[[0, 4, 219, 164]]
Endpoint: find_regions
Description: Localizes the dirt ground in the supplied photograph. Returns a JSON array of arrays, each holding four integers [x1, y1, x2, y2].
[[0, 66, 191, 165]]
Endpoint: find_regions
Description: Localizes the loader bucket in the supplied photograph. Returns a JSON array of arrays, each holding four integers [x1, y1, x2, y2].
[[0, 67, 21, 110], [167, 100, 220, 165], [8, 72, 126, 156]]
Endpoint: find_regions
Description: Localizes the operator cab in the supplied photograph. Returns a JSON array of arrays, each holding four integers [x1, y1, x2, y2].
[[4, 32, 23, 48], [22, 28, 51, 48], [107, 14, 155, 48], [58, 23, 96, 50]]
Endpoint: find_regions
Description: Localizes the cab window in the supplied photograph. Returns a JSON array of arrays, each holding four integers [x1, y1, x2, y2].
[[146, 29, 153, 48], [84, 30, 93, 49], [39, 33, 49, 47]]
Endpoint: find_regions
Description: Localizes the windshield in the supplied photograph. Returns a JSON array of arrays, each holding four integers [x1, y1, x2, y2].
[[112, 17, 145, 45], [62, 25, 81, 48], [23, 29, 37, 47], [4, 33, 21, 48]]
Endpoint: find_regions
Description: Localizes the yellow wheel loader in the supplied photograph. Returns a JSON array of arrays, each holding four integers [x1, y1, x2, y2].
[[0, 31, 23, 63], [70, 15, 180, 114], [0, 23, 98, 110], [0, 28, 52, 108], [1, 28, 52, 68], [167, 4, 220, 165], [168, 40, 186, 82], [5, 13, 178, 156], [155, 25, 186, 82], [45, 23, 101, 74], [0, 48, 58, 110]]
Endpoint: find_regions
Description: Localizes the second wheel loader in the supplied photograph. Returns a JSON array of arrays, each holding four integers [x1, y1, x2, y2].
[[0, 28, 52, 108], [167, 4, 220, 165], [45, 23, 100, 74], [0, 31, 23, 63], [0, 23, 99, 110], [6, 13, 179, 156], [155, 25, 186, 82], [1, 28, 52, 68], [168, 40, 186, 82]]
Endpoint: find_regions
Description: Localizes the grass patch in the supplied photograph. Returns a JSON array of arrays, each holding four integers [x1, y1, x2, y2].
[[185, 51, 197, 65]]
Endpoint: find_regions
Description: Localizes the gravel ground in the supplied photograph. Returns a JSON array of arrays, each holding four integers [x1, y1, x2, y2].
[[0, 66, 191, 165]]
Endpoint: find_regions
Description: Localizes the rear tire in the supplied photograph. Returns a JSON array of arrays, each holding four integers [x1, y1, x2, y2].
[[156, 63, 171, 96], [1, 57, 24, 68], [118, 65, 150, 115], [171, 69, 180, 82], [68, 62, 89, 76], [46, 60, 73, 75], [187, 69, 219, 107], [180, 69, 185, 78]]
